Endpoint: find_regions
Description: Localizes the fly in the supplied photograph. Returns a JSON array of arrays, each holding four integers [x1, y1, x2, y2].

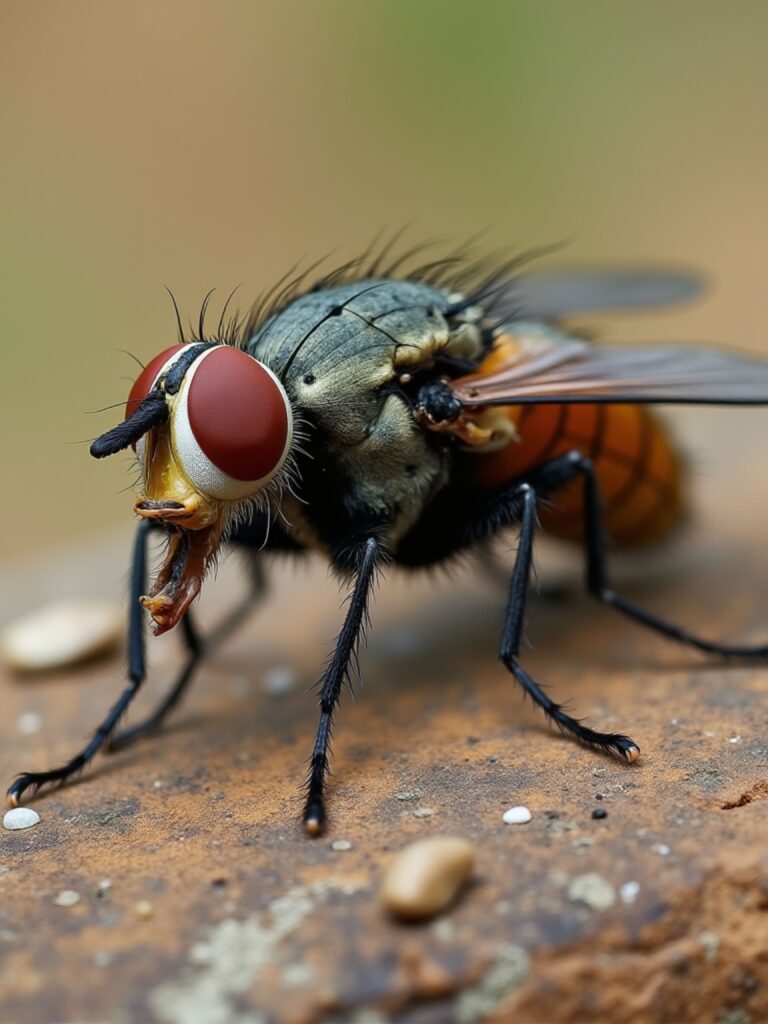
[[9, 246, 768, 835]]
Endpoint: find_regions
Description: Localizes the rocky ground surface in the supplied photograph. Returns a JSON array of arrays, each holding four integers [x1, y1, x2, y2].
[[0, 409, 767, 1023]]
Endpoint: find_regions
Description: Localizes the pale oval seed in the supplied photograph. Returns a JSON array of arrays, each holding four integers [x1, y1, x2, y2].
[[16, 712, 42, 735], [54, 890, 81, 908], [1, 601, 122, 673], [381, 836, 475, 921], [502, 805, 532, 825], [3, 807, 40, 831]]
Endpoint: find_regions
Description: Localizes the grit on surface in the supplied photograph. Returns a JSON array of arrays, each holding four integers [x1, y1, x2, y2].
[[0, 408, 766, 1023]]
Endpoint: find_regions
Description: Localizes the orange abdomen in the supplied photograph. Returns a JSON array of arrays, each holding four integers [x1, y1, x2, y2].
[[468, 403, 685, 547]]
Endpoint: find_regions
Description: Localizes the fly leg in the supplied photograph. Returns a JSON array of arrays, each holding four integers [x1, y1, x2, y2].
[[303, 537, 381, 836], [103, 611, 202, 753], [106, 560, 266, 753], [7, 520, 153, 806], [535, 450, 768, 658], [499, 483, 641, 760], [6, 529, 265, 805]]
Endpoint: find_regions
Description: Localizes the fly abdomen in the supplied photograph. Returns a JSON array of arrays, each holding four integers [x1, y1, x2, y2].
[[467, 402, 685, 547]]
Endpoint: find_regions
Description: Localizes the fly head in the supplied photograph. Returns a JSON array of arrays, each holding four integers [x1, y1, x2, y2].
[[91, 341, 295, 634]]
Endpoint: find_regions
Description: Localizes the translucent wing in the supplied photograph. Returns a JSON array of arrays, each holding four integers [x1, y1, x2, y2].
[[495, 268, 702, 321], [452, 334, 768, 407]]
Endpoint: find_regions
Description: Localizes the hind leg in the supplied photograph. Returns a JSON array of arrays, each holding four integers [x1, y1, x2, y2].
[[497, 482, 640, 759]]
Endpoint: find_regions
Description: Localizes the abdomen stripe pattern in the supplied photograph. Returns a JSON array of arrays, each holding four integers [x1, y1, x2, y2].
[[471, 403, 684, 547]]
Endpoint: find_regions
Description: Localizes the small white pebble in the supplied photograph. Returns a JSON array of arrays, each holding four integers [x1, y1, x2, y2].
[[1, 600, 122, 672], [262, 666, 297, 695], [568, 873, 616, 911], [96, 879, 113, 894], [728, 735, 742, 744], [16, 712, 42, 735], [153, 779, 165, 789], [620, 881, 641, 904], [395, 790, 422, 802], [413, 807, 436, 819], [3, 807, 40, 831], [502, 805, 532, 825], [704, 730, 716, 738], [331, 840, 352, 852], [54, 890, 81, 907], [652, 843, 671, 856]]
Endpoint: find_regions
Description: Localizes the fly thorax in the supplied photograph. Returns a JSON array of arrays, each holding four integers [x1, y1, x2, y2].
[[248, 279, 485, 450], [245, 278, 486, 543], [335, 394, 450, 544]]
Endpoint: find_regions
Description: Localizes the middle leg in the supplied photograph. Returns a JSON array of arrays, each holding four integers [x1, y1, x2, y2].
[[303, 536, 381, 835]]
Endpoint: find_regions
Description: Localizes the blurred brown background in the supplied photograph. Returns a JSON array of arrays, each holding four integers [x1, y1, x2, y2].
[[1, 0, 767, 562], [2, 11, 768, 1020]]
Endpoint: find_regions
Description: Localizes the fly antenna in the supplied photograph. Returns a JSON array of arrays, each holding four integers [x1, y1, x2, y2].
[[90, 391, 168, 458]]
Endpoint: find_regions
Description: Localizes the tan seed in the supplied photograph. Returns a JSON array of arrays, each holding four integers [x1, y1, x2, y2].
[[54, 890, 81, 908], [381, 836, 475, 921], [1, 601, 122, 673]]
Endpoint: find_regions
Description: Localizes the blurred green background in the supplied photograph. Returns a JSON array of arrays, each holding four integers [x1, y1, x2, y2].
[[1, 0, 767, 561]]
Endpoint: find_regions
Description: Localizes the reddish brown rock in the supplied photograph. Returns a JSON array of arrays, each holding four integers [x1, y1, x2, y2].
[[0, 411, 767, 1022]]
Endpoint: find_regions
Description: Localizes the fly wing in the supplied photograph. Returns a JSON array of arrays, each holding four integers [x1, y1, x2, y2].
[[452, 340, 768, 407], [493, 269, 702, 321]]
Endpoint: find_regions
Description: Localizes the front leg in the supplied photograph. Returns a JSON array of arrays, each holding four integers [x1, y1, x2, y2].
[[7, 520, 153, 806], [303, 536, 381, 836]]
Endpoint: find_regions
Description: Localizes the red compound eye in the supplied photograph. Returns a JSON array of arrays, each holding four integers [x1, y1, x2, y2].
[[125, 344, 187, 421], [184, 347, 291, 483]]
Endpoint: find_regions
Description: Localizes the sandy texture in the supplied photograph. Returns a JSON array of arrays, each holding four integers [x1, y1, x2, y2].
[[0, 410, 766, 1023]]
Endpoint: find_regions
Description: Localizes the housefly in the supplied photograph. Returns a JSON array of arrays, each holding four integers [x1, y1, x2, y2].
[[9, 246, 768, 834]]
